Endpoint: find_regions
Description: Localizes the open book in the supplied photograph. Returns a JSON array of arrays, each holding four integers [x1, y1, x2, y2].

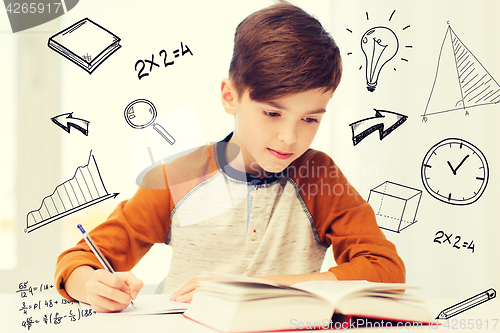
[[183, 278, 432, 332]]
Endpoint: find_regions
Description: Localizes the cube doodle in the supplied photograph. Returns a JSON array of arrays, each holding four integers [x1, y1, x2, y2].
[[367, 181, 421, 233]]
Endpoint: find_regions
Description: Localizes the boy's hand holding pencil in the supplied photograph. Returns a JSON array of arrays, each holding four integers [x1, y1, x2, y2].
[[63, 225, 144, 313], [65, 265, 143, 313], [85, 269, 143, 313]]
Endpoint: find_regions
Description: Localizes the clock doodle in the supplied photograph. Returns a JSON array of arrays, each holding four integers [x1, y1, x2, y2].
[[421, 138, 489, 205]]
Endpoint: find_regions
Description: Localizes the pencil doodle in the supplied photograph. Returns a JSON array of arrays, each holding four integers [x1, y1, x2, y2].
[[421, 138, 489, 205], [433, 230, 475, 253], [47, 17, 121, 74], [25, 151, 119, 233], [346, 10, 412, 92], [436, 289, 496, 319], [51, 112, 89, 136], [422, 24, 500, 121], [134, 42, 193, 80], [349, 108, 407, 146], [367, 181, 421, 233], [124, 99, 176, 145]]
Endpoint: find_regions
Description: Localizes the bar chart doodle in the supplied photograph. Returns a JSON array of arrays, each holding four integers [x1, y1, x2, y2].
[[422, 24, 500, 121], [25, 151, 118, 233]]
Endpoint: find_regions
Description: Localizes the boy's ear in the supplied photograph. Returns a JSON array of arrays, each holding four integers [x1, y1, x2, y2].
[[221, 79, 237, 115]]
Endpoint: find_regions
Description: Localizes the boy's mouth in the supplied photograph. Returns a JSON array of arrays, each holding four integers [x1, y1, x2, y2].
[[267, 148, 293, 160]]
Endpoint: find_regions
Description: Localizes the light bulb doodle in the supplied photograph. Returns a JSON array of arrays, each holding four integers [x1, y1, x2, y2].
[[361, 26, 399, 92], [345, 10, 411, 92]]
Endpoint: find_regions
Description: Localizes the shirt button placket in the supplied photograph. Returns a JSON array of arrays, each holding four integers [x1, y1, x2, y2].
[[249, 186, 259, 242]]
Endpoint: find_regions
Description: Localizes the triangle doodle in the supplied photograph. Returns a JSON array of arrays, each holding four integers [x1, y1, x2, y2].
[[423, 25, 500, 118]]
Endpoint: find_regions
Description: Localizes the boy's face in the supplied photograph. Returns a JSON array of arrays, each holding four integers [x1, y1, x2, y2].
[[221, 79, 333, 176]]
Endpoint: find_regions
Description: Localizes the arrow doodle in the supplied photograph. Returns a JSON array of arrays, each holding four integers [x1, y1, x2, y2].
[[51, 112, 90, 136], [349, 109, 408, 146]]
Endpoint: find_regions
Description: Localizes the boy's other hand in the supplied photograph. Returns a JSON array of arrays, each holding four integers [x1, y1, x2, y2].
[[85, 269, 143, 313], [169, 275, 225, 303]]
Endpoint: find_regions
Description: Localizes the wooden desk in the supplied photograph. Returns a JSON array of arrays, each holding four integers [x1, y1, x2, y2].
[[2, 293, 498, 332]]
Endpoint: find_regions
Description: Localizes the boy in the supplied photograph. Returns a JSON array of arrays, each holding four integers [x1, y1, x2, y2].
[[55, 1, 405, 312]]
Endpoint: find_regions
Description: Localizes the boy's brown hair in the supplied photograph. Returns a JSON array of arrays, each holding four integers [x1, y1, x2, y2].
[[229, 1, 342, 101]]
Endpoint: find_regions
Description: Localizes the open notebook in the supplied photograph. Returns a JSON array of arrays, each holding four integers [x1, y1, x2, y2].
[[80, 294, 188, 315]]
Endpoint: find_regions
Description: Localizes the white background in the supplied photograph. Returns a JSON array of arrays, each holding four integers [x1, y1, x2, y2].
[[0, 0, 498, 307]]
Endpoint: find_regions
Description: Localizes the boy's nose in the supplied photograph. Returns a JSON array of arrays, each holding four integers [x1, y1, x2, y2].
[[277, 124, 297, 145]]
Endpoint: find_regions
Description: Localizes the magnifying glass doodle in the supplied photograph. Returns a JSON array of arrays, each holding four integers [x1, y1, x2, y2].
[[124, 99, 176, 145]]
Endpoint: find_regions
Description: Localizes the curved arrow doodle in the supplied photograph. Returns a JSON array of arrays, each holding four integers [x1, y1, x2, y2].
[[349, 108, 408, 146], [51, 112, 90, 136]]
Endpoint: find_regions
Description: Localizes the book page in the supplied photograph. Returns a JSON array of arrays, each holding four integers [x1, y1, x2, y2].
[[198, 280, 313, 302], [291, 280, 415, 306]]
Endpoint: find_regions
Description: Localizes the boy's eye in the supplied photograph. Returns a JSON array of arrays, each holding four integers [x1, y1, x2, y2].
[[264, 111, 280, 117], [303, 117, 319, 123]]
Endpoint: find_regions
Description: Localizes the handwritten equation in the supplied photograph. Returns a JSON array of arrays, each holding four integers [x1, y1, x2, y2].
[[22, 308, 95, 330], [433, 230, 475, 253], [17, 281, 54, 298], [134, 42, 194, 80], [20, 298, 75, 315], [16, 281, 96, 331]]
